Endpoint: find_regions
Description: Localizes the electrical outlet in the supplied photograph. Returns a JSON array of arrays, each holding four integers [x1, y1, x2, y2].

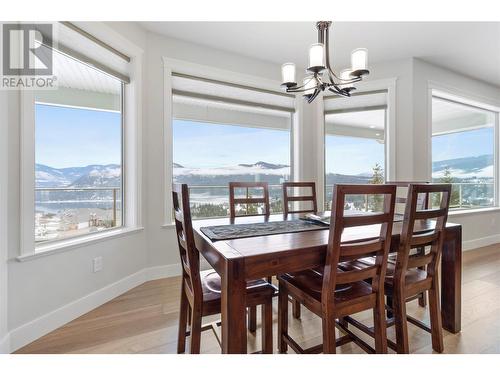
[[93, 256, 103, 273]]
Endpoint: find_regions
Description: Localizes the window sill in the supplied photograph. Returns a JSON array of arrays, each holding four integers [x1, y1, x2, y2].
[[16, 226, 144, 262], [448, 206, 500, 217]]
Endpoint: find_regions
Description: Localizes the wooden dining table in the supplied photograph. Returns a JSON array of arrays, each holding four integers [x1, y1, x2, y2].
[[192, 213, 462, 353]]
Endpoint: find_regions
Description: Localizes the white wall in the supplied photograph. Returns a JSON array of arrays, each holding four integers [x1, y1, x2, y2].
[[0, 89, 10, 352], [2, 22, 500, 353]]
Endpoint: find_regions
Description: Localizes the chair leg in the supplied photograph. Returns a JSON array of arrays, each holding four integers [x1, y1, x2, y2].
[[278, 281, 289, 353], [292, 299, 301, 319], [189, 304, 202, 354], [261, 300, 273, 354], [248, 306, 257, 333], [177, 286, 189, 354], [373, 293, 388, 354], [428, 282, 444, 353], [393, 291, 410, 354], [187, 304, 192, 327], [322, 313, 336, 354]]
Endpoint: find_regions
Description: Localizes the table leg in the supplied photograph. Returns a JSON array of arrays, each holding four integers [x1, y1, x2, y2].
[[221, 258, 247, 353], [441, 226, 462, 333]]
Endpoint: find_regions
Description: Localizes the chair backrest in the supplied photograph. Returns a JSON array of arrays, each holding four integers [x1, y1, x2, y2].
[[229, 182, 270, 218], [172, 184, 202, 300], [282, 181, 318, 215], [386, 181, 429, 214], [394, 183, 451, 283], [322, 184, 397, 305]]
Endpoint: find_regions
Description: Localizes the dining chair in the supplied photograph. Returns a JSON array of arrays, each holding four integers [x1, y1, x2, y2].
[[282, 181, 318, 319], [229, 181, 270, 217], [386, 181, 430, 309], [173, 183, 275, 354], [277, 184, 397, 354], [282, 181, 318, 215], [343, 184, 451, 353], [228, 181, 275, 332]]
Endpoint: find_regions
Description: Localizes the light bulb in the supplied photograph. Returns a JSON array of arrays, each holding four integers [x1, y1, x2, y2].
[[281, 63, 296, 85], [308, 43, 325, 71], [351, 48, 368, 76]]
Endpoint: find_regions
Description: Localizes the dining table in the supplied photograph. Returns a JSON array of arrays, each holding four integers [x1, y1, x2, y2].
[[192, 213, 462, 354]]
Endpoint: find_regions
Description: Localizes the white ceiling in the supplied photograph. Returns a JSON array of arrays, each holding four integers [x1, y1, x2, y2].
[[140, 22, 500, 87]]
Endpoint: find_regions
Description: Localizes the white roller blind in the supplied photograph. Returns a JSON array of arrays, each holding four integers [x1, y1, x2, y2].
[[172, 73, 295, 131], [324, 90, 387, 112], [324, 90, 387, 140], [35, 22, 130, 83]]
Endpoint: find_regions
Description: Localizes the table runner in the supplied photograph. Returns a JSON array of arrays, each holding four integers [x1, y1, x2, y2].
[[200, 219, 328, 241]]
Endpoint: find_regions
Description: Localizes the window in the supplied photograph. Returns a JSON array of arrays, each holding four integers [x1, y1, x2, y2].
[[34, 48, 124, 243], [171, 73, 294, 219], [324, 91, 387, 210], [432, 95, 497, 210]]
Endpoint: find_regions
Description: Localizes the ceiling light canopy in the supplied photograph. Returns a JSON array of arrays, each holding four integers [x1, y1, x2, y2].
[[281, 21, 370, 103]]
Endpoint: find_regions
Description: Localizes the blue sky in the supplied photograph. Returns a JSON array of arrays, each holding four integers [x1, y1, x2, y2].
[[173, 120, 290, 168], [325, 135, 385, 175], [36, 107, 494, 172], [35, 103, 121, 168], [432, 127, 494, 161]]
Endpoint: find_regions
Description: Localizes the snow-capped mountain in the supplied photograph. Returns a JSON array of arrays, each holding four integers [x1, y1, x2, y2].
[[35, 164, 72, 187], [174, 161, 289, 177], [35, 164, 121, 188], [432, 154, 493, 180], [173, 161, 290, 185], [70, 165, 121, 187]]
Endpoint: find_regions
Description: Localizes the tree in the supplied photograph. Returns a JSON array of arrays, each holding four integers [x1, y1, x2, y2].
[[370, 163, 384, 185], [369, 163, 384, 212], [435, 166, 460, 207]]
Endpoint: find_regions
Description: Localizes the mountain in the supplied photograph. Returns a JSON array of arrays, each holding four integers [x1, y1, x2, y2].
[[173, 163, 184, 168], [432, 154, 493, 180], [238, 161, 289, 170], [70, 165, 121, 187], [35, 164, 72, 187], [35, 164, 121, 188], [173, 161, 290, 185]]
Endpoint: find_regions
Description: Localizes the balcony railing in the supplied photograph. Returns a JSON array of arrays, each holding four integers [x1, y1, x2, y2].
[[185, 184, 284, 219], [445, 182, 494, 209], [35, 187, 121, 243], [325, 182, 495, 210]]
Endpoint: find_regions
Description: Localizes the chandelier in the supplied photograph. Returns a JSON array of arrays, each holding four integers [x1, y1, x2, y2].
[[281, 21, 369, 103]]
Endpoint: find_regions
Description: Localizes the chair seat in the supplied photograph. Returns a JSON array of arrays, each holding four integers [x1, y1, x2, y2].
[[278, 269, 374, 308], [200, 269, 275, 315], [340, 257, 429, 297]]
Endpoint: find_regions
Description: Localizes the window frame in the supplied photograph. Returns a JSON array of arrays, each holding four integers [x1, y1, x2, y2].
[[163, 58, 296, 226], [320, 80, 397, 210], [18, 24, 144, 260], [33, 88, 126, 245], [430, 90, 500, 211]]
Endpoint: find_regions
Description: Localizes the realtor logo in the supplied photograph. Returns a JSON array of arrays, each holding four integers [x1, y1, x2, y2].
[[1, 23, 57, 89]]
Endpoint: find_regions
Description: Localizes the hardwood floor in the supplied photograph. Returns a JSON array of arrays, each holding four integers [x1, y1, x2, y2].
[[15, 244, 500, 354]]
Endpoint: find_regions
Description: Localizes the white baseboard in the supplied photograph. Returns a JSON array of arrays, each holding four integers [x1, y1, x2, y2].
[[463, 234, 500, 251], [0, 333, 10, 354], [146, 263, 181, 280], [7, 263, 181, 353]]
